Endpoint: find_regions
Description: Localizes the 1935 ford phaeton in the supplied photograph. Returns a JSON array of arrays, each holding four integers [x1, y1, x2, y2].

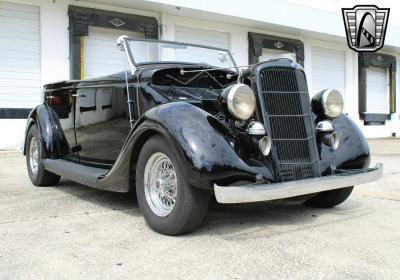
[[24, 36, 383, 235]]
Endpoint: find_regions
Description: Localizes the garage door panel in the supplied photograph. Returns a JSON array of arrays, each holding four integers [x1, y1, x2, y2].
[[0, 41, 41, 51], [85, 65, 126, 77], [0, 17, 39, 30], [174, 26, 230, 67], [0, 50, 40, 61], [84, 47, 127, 60], [2, 92, 41, 100], [366, 67, 389, 114], [83, 26, 144, 79], [0, 86, 40, 95], [0, 22, 38, 34], [0, 56, 40, 67], [0, 29, 40, 40], [1, 100, 41, 108], [175, 25, 230, 50], [85, 38, 124, 48], [0, 9, 37, 21], [0, 78, 41, 87], [175, 31, 228, 42], [0, 59, 40, 71], [0, 1, 39, 12], [311, 47, 345, 97], [258, 49, 289, 62], [0, 71, 40, 80], [0, 1, 41, 109], [0, 35, 39, 46], [84, 57, 126, 67], [175, 32, 229, 48], [0, 9, 38, 21]]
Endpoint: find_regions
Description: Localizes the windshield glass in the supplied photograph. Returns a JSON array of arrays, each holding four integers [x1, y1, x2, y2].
[[126, 39, 236, 69]]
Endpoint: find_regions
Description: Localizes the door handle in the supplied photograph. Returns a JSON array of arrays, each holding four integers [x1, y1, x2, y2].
[[71, 94, 86, 98]]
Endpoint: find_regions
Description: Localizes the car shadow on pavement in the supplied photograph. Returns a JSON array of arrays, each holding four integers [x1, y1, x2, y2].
[[54, 179, 140, 216], [193, 197, 367, 238], [54, 179, 367, 236]]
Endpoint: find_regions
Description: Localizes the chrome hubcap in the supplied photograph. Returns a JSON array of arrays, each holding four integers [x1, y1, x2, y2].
[[144, 152, 177, 217], [29, 137, 39, 175]]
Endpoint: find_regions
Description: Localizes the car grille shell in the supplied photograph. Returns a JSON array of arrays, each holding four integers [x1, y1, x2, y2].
[[254, 60, 320, 182]]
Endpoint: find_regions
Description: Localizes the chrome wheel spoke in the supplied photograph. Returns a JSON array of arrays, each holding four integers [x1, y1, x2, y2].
[[144, 152, 178, 217], [163, 190, 176, 202], [29, 137, 39, 175]]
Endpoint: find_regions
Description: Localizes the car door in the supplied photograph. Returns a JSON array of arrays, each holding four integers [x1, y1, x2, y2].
[[74, 85, 130, 167], [45, 87, 78, 161]]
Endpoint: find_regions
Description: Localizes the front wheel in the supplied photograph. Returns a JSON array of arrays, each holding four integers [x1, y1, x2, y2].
[[136, 135, 210, 235], [304, 186, 354, 208]]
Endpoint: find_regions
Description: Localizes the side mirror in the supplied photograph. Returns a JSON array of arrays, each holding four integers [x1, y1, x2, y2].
[[117, 35, 128, 51]]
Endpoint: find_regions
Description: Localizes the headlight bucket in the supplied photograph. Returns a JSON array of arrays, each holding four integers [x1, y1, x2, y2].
[[221, 83, 256, 120], [311, 89, 344, 118]]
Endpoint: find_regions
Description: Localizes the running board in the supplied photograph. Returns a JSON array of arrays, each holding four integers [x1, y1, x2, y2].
[[42, 159, 109, 188]]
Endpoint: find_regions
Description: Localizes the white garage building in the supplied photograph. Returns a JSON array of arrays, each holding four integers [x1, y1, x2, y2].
[[1, 0, 400, 149]]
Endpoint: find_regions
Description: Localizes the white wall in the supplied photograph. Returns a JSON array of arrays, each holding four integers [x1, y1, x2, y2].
[[163, 13, 400, 138], [1, 0, 399, 151], [146, 0, 400, 48], [0, 0, 159, 150]]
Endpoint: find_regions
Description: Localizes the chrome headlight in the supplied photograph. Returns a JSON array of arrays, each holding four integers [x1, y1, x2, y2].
[[321, 89, 344, 118], [223, 84, 256, 120]]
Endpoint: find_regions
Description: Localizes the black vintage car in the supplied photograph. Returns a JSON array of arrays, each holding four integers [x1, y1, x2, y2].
[[24, 36, 382, 235]]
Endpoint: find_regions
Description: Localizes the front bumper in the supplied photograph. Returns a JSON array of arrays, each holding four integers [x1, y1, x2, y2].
[[214, 163, 383, 204]]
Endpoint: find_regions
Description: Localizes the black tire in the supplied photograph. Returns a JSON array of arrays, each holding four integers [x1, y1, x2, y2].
[[304, 186, 354, 208], [26, 125, 61, 186], [136, 135, 210, 235]]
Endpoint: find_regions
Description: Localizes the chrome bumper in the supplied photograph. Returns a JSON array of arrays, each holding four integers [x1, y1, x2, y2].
[[214, 163, 383, 204]]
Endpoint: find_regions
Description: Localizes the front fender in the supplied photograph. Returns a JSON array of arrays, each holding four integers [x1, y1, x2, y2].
[[139, 102, 274, 189], [97, 102, 274, 192], [319, 114, 371, 175]]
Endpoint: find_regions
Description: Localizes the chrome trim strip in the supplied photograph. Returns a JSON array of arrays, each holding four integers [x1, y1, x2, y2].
[[214, 163, 383, 204]]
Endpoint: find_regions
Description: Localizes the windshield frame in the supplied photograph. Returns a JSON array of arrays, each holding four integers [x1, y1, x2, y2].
[[124, 37, 238, 69]]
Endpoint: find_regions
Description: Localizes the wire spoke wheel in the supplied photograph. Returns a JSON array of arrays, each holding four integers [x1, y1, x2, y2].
[[136, 135, 210, 235], [144, 152, 178, 217], [29, 136, 39, 175]]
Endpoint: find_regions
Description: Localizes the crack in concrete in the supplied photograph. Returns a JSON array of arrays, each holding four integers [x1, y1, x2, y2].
[[387, 172, 400, 175], [357, 194, 400, 202], [0, 207, 135, 226]]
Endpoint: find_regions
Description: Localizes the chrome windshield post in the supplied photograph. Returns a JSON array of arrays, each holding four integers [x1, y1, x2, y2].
[[118, 35, 137, 128], [117, 35, 137, 74]]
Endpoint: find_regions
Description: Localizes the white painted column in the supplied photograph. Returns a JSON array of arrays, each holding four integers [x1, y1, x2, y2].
[[40, 0, 70, 85], [392, 56, 400, 137], [229, 29, 247, 66], [302, 39, 312, 97]]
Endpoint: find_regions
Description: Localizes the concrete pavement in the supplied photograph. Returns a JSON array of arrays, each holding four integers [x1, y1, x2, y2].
[[0, 139, 399, 279]]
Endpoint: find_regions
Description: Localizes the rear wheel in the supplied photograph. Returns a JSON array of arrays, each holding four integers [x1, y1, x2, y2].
[[26, 125, 61, 186], [136, 135, 210, 235], [304, 186, 354, 208]]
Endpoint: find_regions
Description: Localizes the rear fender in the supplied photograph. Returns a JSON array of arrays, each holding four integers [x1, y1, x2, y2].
[[23, 105, 69, 159]]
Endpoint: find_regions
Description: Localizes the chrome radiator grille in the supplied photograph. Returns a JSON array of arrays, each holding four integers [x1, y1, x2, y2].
[[256, 65, 320, 182]]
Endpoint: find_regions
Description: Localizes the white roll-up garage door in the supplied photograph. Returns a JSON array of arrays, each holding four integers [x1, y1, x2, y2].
[[311, 47, 345, 96], [0, 1, 41, 108], [366, 67, 389, 114], [174, 25, 230, 65], [83, 26, 144, 79], [175, 25, 230, 49], [260, 49, 295, 63]]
